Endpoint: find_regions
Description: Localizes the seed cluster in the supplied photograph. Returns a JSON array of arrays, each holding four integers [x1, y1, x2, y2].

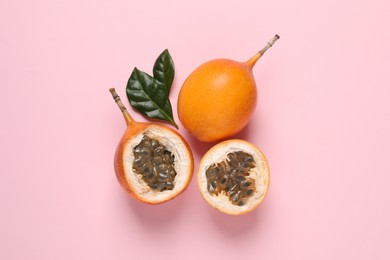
[[206, 151, 256, 206], [133, 136, 177, 191]]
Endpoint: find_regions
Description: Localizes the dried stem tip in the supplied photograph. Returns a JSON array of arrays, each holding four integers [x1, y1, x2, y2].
[[109, 88, 133, 125], [259, 34, 280, 56]]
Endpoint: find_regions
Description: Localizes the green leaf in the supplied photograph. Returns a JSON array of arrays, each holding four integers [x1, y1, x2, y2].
[[126, 67, 178, 128], [153, 49, 175, 94]]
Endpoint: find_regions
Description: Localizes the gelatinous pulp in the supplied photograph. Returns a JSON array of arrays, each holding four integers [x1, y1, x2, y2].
[[133, 136, 177, 191], [206, 151, 256, 206]]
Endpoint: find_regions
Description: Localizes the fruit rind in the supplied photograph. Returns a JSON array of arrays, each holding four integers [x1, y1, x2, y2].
[[197, 139, 270, 215]]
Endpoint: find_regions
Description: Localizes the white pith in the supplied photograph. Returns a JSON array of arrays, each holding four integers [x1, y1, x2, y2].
[[122, 125, 192, 203], [198, 140, 269, 215]]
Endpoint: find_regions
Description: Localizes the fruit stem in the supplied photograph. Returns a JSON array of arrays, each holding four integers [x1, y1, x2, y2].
[[109, 88, 134, 125], [246, 34, 280, 68]]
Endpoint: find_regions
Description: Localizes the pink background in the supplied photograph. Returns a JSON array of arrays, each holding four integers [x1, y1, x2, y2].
[[1, 0, 390, 259]]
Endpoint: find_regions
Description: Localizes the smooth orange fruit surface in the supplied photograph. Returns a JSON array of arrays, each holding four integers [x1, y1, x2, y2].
[[178, 35, 279, 142], [109, 88, 194, 204], [178, 59, 257, 142]]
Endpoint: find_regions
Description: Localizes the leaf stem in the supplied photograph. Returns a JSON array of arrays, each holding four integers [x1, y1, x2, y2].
[[109, 88, 134, 126], [169, 118, 179, 129]]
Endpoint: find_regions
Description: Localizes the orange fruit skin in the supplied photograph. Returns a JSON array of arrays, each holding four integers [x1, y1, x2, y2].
[[114, 121, 194, 204], [178, 59, 257, 142], [114, 121, 148, 202]]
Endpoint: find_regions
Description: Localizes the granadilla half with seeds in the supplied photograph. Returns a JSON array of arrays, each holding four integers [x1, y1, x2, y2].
[[198, 139, 270, 215]]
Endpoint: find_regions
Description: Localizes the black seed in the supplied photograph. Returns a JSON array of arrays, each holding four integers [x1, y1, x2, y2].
[[208, 182, 215, 193], [232, 194, 239, 203], [234, 175, 246, 182], [245, 189, 253, 196], [163, 154, 170, 162], [244, 155, 253, 162], [169, 169, 177, 177], [134, 156, 144, 167], [227, 154, 236, 164], [134, 146, 142, 154], [206, 166, 219, 179], [151, 139, 158, 148], [244, 180, 252, 187]]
